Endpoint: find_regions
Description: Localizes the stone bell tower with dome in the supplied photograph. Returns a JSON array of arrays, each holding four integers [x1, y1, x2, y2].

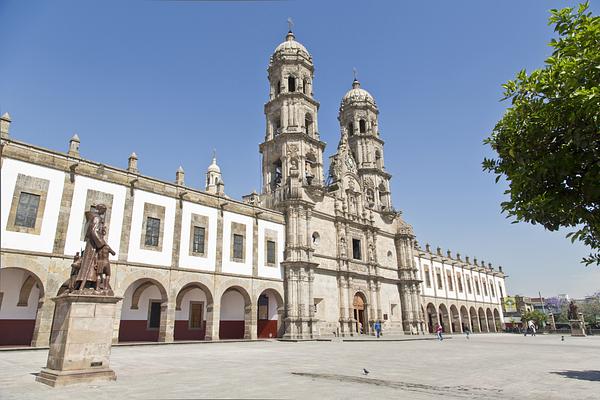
[[338, 77, 392, 211], [258, 28, 327, 339]]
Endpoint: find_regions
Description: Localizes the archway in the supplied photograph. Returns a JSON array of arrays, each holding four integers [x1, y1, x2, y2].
[[174, 282, 214, 341], [478, 308, 488, 332], [257, 289, 284, 338], [469, 307, 480, 333], [493, 308, 502, 332], [460, 306, 470, 332], [450, 305, 461, 333], [219, 286, 251, 339], [0, 268, 44, 346], [352, 292, 368, 334], [438, 304, 451, 333], [426, 303, 438, 333], [486, 308, 496, 332], [119, 278, 168, 342]]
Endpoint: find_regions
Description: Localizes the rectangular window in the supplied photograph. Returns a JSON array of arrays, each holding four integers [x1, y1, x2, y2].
[[490, 281, 495, 297], [457, 274, 463, 293], [189, 302, 203, 329], [475, 279, 481, 295], [424, 266, 431, 288], [467, 277, 472, 294], [352, 239, 362, 260], [15, 192, 40, 228], [436, 270, 443, 290], [192, 226, 206, 254], [483, 281, 488, 296], [145, 217, 160, 247], [446, 271, 454, 291], [148, 301, 161, 329], [267, 240, 276, 264], [233, 234, 244, 260], [498, 284, 504, 298]]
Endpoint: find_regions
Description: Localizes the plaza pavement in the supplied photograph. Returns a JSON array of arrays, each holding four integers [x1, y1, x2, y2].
[[0, 333, 597, 399]]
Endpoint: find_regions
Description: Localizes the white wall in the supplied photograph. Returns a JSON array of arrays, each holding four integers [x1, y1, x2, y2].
[[120, 284, 162, 320], [220, 290, 245, 320], [175, 288, 208, 321], [127, 189, 176, 266], [0, 268, 40, 319], [257, 220, 284, 280], [1, 159, 64, 253], [178, 201, 218, 271], [221, 212, 253, 276], [64, 175, 126, 260]]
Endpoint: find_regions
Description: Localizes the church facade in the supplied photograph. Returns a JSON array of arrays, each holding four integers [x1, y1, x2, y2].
[[0, 31, 507, 346]]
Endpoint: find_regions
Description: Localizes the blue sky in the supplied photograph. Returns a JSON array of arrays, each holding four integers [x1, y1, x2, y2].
[[1, 0, 598, 298]]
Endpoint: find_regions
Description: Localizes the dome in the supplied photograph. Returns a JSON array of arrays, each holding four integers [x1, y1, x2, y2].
[[341, 79, 377, 108], [272, 31, 311, 60]]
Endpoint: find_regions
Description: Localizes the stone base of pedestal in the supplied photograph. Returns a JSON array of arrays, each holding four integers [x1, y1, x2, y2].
[[36, 293, 122, 387], [569, 319, 586, 337], [36, 367, 116, 387]]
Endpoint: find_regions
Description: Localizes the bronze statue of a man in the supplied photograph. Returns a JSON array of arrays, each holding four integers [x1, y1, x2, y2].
[[568, 300, 579, 320], [72, 204, 114, 294]]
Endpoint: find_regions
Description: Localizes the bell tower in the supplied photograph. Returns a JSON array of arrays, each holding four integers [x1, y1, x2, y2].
[[338, 77, 392, 211], [259, 29, 326, 195], [259, 27, 327, 340]]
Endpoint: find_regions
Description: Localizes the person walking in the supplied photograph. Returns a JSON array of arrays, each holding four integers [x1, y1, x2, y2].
[[435, 323, 444, 341], [464, 326, 471, 340], [374, 320, 382, 338]]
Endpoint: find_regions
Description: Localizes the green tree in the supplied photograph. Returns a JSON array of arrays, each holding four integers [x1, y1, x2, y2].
[[483, 3, 600, 265], [581, 296, 600, 327], [522, 310, 548, 328]]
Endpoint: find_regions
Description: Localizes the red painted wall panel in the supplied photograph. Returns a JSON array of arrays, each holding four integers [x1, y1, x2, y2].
[[257, 320, 278, 338], [0, 319, 35, 346], [174, 320, 206, 341], [219, 320, 244, 339], [118, 320, 159, 342]]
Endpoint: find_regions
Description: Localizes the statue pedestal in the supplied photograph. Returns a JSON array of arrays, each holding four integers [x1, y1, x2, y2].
[[569, 319, 586, 337], [36, 294, 122, 387]]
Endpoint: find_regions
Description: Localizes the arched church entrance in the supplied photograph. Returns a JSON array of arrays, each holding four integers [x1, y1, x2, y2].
[[353, 292, 368, 334], [257, 289, 283, 338]]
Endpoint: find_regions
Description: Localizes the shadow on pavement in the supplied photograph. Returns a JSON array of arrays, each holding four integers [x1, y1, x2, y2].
[[551, 370, 600, 382]]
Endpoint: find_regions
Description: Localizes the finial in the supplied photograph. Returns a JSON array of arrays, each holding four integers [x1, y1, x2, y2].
[[175, 166, 185, 186], [212, 148, 217, 162], [0, 112, 11, 138], [352, 68, 361, 89], [128, 152, 138, 173], [287, 17, 294, 32], [68, 133, 80, 156]]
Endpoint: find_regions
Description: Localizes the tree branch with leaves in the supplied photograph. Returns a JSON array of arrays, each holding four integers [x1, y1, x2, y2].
[[483, 2, 600, 265]]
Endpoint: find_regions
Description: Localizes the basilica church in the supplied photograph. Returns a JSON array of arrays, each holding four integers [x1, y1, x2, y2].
[[0, 30, 507, 346]]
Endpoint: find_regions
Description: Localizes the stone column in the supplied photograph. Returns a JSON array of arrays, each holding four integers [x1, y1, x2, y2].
[[246, 302, 257, 340], [206, 301, 220, 340], [31, 299, 54, 347], [159, 299, 175, 343]]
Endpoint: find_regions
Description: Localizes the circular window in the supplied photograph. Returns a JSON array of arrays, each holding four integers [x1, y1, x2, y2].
[[312, 232, 320, 246]]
